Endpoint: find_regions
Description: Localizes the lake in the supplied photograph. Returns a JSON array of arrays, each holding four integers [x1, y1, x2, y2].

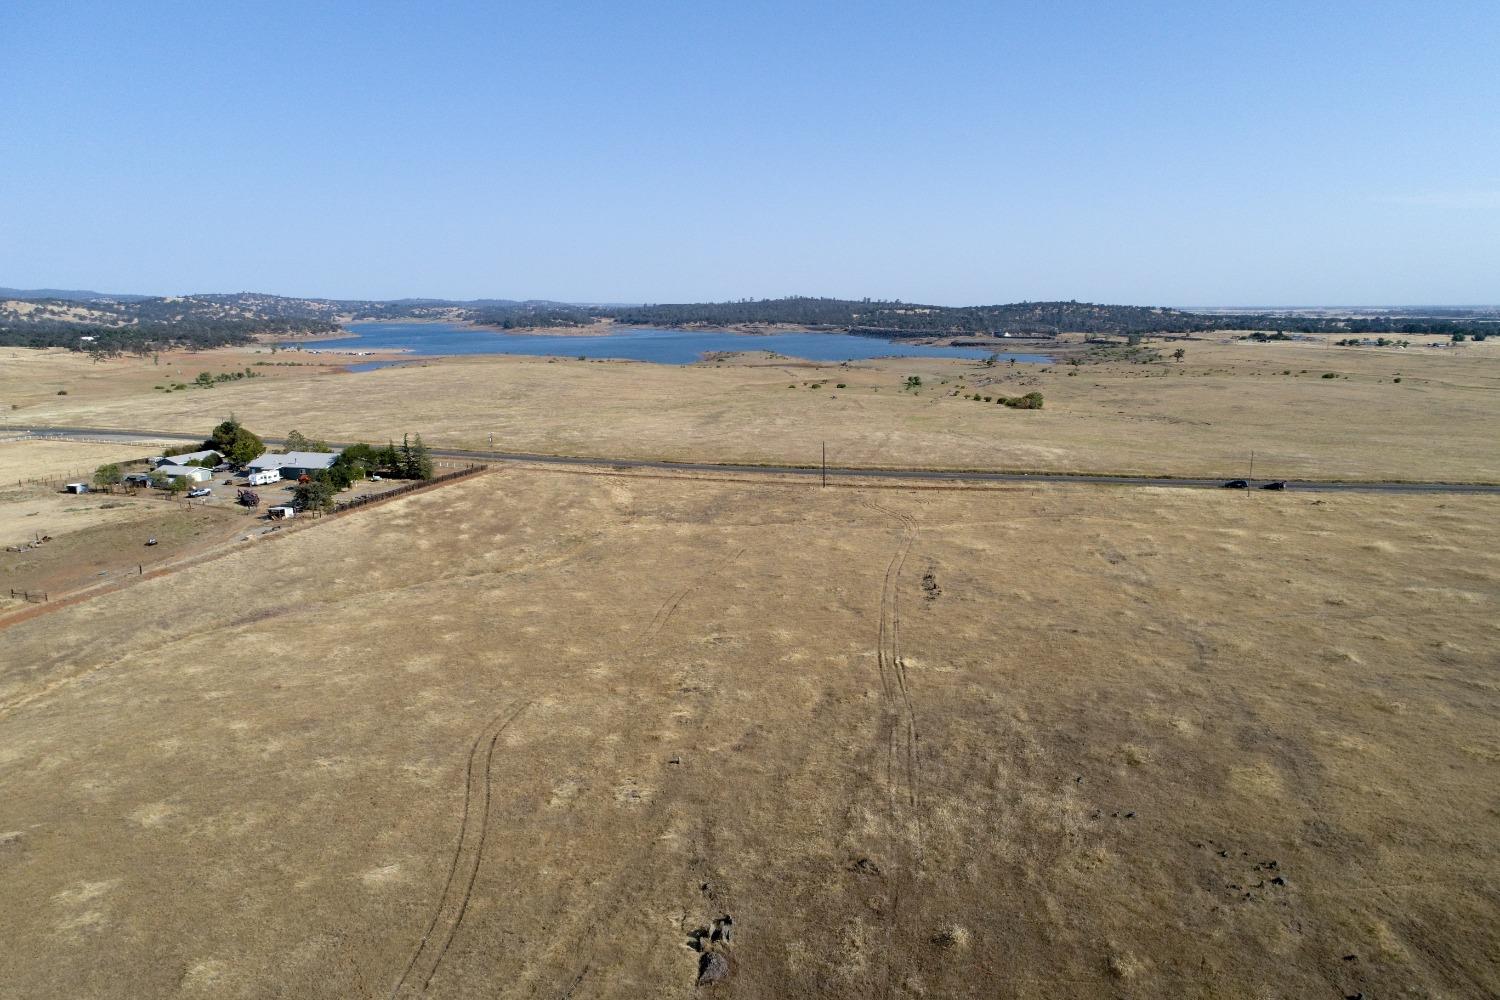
[[286, 322, 1052, 366]]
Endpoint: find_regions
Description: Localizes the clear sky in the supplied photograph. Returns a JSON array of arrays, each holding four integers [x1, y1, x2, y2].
[[2, 1, 1497, 306]]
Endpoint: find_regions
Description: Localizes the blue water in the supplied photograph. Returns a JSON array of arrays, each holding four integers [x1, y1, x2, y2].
[[345, 359, 414, 372], [286, 322, 1052, 366]]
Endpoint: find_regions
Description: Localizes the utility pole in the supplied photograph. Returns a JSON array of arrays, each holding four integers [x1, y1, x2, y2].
[[1248, 450, 1255, 482], [822, 441, 827, 488]]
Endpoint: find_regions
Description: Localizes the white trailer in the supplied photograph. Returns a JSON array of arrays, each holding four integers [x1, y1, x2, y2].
[[247, 469, 282, 486], [64, 482, 89, 494], [267, 505, 296, 520]]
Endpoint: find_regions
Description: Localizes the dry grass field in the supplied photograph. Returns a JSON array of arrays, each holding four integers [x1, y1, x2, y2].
[[2, 468, 1496, 998], [4, 335, 1497, 482], [0, 436, 177, 485]]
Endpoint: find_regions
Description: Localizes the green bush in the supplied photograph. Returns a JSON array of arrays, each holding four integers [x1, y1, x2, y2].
[[1001, 392, 1044, 409], [1321, 372, 1338, 379]]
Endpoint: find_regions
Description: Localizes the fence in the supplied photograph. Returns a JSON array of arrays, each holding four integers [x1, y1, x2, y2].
[[9, 589, 48, 603], [16, 455, 156, 488], [332, 463, 485, 514]]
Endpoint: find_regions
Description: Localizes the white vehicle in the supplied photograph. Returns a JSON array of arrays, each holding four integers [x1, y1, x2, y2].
[[247, 469, 282, 486], [187, 487, 212, 498], [267, 505, 296, 520]]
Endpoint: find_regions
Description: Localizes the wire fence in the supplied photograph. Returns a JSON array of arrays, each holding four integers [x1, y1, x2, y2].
[[9, 588, 48, 603], [14, 455, 156, 488]]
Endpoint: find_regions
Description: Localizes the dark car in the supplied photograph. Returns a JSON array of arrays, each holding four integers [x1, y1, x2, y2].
[[1222, 479, 1249, 489], [1261, 480, 1288, 491]]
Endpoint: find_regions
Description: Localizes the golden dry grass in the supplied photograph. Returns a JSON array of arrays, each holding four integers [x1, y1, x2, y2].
[[5, 335, 1498, 481], [0, 436, 175, 485], [2, 468, 1496, 998]]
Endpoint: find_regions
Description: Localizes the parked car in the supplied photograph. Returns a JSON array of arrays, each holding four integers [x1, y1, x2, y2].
[[1222, 479, 1249, 489], [369, 474, 382, 481], [1260, 481, 1288, 491], [187, 487, 212, 498], [223, 479, 234, 485]]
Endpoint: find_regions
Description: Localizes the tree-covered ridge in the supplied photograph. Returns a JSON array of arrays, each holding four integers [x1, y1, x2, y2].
[[606, 297, 1500, 338], [3, 289, 1498, 350]]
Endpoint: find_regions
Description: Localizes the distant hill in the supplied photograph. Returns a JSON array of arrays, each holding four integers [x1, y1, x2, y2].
[[0, 286, 152, 302], [4, 289, 1497, 352]]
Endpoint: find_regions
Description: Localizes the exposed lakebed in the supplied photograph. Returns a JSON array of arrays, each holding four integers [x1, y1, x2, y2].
[[286, 322, 1052, 367]]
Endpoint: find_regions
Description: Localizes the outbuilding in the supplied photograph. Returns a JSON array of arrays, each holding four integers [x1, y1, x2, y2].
[[153, 449, 220, 468], [267, 505, 296, 520], [154, 464, 214, 483], [64, 482, 89, 494]]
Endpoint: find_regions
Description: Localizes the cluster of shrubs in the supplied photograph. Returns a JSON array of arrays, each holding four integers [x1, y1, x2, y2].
[[1335, 337, 1410, 347], [961, 391, 1044, 408]]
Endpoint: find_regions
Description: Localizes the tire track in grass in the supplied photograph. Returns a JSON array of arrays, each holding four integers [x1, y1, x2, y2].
[[633, 547, 746, 651], [862, 499, 926, 999], [538, 547, 746, 992], [391, 700, 531, 998]]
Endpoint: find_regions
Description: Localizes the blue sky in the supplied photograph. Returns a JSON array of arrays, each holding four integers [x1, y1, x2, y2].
[[2, 1, 1496, 305]]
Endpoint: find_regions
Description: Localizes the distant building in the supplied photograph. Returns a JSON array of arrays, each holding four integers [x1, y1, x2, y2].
[[246, 450, 341, 480]]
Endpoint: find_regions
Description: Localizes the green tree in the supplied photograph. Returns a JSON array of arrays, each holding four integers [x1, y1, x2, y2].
[[409, 434, 433, 480], [292, 473, 337, 512], [206, 416, 265, 464], [399, 433, 434, 480], [904, 376, 922, 390], [377, 441, 401, 473], [93, 463, 123, 488], [285, 429, 332, 452], [194, 371, 215, 388], [1172, 348, 1186, 362], [167, 476, 190, 495]]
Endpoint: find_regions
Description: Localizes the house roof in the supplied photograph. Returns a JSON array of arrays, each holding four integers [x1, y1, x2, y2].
[[247, 450, 340, 471], [155, 464, 210, 476], [167, 449, 220, 465]]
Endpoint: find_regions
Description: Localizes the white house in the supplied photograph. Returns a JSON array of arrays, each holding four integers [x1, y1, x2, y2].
[[154, 464, 213, 483], [246, 451, 340, 480]]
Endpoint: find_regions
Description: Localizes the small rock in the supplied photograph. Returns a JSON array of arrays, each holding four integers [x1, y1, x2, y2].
[[712, 915, 734, 943], [1270, 876, 1287, 887], [697, 950, 729, 986], [1342, 954, 1357, 962]]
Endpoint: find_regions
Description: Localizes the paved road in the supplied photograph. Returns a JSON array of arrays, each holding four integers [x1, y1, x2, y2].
[[6, 424, 1499, 495]]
